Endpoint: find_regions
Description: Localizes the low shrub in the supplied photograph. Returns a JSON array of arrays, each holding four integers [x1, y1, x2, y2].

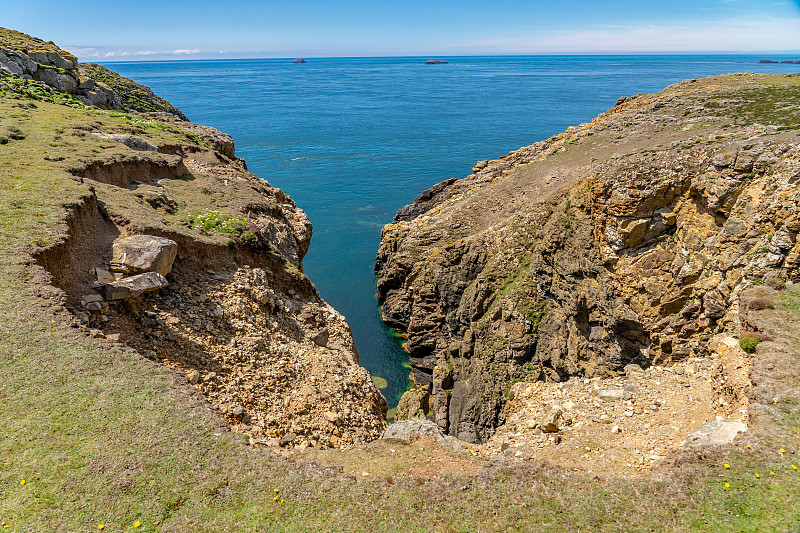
[[749, 298, 774, 310], [739, 331, 762, 353]]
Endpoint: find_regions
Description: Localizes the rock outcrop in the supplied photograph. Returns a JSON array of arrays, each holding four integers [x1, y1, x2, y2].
[[376, 73, 800, 444], [0, 27, 186, 119]]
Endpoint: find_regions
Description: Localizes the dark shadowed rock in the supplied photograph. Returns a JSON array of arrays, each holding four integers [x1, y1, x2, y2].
[[103, 272, 168, 300], [291, 58, 307, 64], [424, 60, 448, 65]]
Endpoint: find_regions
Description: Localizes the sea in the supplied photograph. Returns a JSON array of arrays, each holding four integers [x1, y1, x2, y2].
[[103, 55, 800, 408]]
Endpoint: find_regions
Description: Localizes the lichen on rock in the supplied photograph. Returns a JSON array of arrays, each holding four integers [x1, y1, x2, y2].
[[377, 72, 800, 444]]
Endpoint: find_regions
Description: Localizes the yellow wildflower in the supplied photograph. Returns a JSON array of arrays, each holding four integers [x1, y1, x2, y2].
[[280, 499, 284, 504], [723, 464, 730, 469], [792, 465, 798, 470], [19, 480, 25, 485], [770, 471, 776, 476], [135, 521, 142, 528], [273, 496, 279, 501], [274, 488, 279, 493], [98, 526, 104, 531], [779, 449, 786, 453], [724, 483, 730, 488], [755, 474, 760, 478]]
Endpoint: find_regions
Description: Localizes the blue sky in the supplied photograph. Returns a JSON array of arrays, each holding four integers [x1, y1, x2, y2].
[[3, 0, 800, 60]]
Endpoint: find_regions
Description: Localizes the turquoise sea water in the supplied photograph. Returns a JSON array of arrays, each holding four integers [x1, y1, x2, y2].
[[104, 55, 800, 407]]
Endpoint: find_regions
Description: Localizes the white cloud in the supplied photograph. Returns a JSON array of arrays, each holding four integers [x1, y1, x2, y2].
[[446, 16, 800, 53]]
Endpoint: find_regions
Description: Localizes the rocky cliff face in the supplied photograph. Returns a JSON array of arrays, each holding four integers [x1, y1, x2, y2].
[[376, 73, 800, 444], [1, 28, 386, 449], [0, 27, 186, 119]]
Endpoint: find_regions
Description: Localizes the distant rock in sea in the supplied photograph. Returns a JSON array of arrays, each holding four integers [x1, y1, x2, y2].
[[291, 57, 307, 64], [424, 59, 448, 65], [758, 59, 779, 63], [780, 59, 800, 64]]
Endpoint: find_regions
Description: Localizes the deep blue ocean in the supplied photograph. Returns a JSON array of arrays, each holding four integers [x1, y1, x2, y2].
[[103, 55, 800, 408]]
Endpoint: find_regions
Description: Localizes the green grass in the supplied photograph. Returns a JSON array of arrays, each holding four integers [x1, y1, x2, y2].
[[0, 72, 84, 107], [0, 27, 66, 54]]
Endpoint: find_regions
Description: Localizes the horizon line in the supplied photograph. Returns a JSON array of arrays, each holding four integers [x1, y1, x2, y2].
[[96, 51, 800, 64]]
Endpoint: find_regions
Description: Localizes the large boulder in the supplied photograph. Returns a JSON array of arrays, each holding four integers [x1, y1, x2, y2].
[[382, 418, 466, 451], [682, 420, 747, 447], [112, 235, 177, 276], [92, 132, 158, 152], [103, 272, 168, 301]]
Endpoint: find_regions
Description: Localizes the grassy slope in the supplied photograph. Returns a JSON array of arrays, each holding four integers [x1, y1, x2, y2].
[[0, 27, 65, 54], [0, 83, 799, 531]]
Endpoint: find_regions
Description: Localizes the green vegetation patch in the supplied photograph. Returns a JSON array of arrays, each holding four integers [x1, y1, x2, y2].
[[80, 63, 188, 120], [700, 84, 800, 129], [739, 332, 762, 353], [0, 71, 83, 107], [0, 26, 65, 54]]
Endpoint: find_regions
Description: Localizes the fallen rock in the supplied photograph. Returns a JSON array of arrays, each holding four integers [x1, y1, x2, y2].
[[383, 418, 443, 442], [91, 132, 158, 152], [383, 418, 466, 451], [540, 409, 562, 433], [682, 421, 747, 447], [310, 327, 329, 347], [624, 363, 645, 377], [95, 267, 116, 284], [280, 432, 297, 447], [103, 271, 168, 300], [598, 389, 625, 402], [112, 235, 177, 276]]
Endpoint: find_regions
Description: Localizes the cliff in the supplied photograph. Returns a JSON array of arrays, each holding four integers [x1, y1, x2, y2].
[[1, 27, 187, 119], [1, 30, 386, 449], [376, 73, 800, 444]]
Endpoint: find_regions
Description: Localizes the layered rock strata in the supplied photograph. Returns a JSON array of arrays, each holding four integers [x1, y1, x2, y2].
[[376, 73, 800, 443]]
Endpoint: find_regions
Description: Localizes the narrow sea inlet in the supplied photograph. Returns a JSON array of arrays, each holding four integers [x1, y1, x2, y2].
[[105, 55, 800, 408]]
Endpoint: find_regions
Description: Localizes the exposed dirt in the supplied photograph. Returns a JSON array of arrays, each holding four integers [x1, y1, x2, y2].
[[29, 113, 388, 449]]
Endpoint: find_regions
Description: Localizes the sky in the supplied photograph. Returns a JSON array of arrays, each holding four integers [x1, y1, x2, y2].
[[2, 0, 800, 60]]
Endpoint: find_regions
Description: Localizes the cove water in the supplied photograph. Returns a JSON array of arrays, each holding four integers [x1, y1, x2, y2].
[[104, 55, 800, 408]]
